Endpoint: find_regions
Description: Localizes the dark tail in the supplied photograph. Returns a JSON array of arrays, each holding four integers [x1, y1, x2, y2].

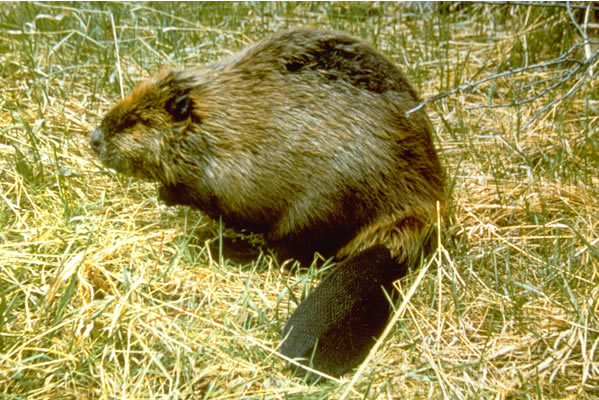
[[279, 245, 407, 379]]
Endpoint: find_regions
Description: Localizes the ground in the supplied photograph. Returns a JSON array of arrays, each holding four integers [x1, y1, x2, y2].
[[0, 2, 597, 399]]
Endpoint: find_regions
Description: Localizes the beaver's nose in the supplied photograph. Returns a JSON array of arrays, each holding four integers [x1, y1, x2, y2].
[[89, 128, 104, 154]]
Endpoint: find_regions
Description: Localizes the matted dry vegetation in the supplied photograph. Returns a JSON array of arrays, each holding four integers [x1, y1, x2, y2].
[[0, 2, 597, 399]]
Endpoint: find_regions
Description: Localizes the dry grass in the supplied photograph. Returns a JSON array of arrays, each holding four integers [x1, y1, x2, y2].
[[1, 2, 598, 399]]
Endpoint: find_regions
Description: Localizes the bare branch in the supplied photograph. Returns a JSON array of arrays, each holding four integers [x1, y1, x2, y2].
[[407, 3, 599, 132], [406, 44, 595, 117]]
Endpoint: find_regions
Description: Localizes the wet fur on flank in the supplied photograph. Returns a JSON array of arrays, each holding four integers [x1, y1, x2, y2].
[[90, 28, 445, 378]]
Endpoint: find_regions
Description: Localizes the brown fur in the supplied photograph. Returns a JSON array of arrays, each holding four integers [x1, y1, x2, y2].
[[90, 28, 446, 378], [90, 28, 445, 267]]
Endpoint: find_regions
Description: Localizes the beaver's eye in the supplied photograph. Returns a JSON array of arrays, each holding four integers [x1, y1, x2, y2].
[[102, 112, 136, 137], [119, 116, 137, 131], [285, 61, 303, 72]]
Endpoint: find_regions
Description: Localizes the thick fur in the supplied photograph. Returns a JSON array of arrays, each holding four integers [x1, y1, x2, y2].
[[90, 28, 445, 377]]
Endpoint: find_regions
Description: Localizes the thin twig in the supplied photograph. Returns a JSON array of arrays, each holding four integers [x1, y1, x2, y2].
[[406, 43, 591, 116], [408, 42, 598, 132]]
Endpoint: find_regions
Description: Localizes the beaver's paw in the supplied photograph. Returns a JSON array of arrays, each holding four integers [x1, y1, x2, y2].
[[280, 245, 403, 379], [159, 184, 189, 206]]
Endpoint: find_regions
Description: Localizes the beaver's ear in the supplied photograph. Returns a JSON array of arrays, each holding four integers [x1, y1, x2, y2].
[[165, 92, 192, 122], [157, 70, 193, 122]]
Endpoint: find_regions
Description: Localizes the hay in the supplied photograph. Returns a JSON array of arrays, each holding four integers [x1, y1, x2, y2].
[[0, 2, 597, 399]]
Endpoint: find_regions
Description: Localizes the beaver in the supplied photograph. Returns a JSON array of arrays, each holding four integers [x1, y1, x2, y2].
[[89, 28, 445, 379]]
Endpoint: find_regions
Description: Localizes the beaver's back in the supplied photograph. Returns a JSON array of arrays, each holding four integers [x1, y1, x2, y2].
[[167, 29, 444, 261]]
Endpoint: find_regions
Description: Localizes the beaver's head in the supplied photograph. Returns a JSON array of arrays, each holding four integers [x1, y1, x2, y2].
[[89, 70, 200, 183]]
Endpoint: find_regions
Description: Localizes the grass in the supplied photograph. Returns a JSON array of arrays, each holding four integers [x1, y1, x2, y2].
[[1, 2, 598, 399]]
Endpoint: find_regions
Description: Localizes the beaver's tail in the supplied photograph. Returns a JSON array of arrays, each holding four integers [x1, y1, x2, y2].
[[279, 245, 407, 379]]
